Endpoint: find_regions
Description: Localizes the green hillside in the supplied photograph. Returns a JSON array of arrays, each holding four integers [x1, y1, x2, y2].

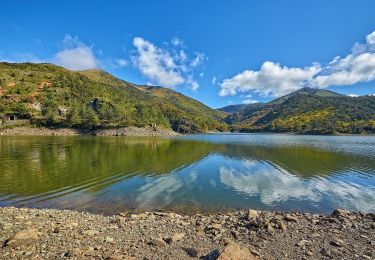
[[0, 62, 227, 133], [226, 88, 375, 134]]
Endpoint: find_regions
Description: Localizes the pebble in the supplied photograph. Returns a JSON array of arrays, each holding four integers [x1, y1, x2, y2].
[[82, 230, 100, 236], [148, 237, 166, 247], [330, 239, 344, 247]]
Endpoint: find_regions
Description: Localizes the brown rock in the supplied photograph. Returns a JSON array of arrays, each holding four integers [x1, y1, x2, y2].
[[331, 209, 350, 218], [246, 209, 259, 221], [6, 228, 40, 246], [217, 243, 256, 260], [164, 232, 185, 244], [148, 237, 166, 247], [284, 214, 298, 222]]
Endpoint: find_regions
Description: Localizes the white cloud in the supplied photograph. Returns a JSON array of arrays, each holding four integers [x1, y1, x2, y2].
[[53, 34, 98, 70], [199, 72, 204, 78], [219, 61, 320, 97], [191, 52, 205, 67], [132, 36, 205, 90], [311, 52, 375, 88], [242, 98, 259, 104], [115, 59, 128, 67], [132, 37, 184, 87], [211, 76, 217, 85], [189, 80, 199, 91], [347, 94, 359, 97], [220, 30, 375, 97], [171, 37, 183, 47]]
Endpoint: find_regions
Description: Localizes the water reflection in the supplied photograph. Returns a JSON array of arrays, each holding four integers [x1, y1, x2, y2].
[[0, 134, 374, 214]]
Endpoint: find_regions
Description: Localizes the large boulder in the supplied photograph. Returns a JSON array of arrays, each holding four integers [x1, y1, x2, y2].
[[217, 243, 256, 260]]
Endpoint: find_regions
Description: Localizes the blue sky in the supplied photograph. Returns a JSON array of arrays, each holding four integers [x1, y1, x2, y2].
[[1, 0, 375, 108]]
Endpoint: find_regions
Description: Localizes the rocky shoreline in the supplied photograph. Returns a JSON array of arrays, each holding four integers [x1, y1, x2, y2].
[[1, 207, 374, 259], [0, 126, 180, 137]]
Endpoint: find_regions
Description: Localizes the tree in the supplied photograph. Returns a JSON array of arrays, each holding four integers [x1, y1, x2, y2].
[[81, 108, 100, 129], [67, 108, 82, 127]]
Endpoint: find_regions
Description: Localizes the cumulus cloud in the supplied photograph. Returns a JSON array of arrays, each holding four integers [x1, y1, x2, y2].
[[219, 61, 320, 97], [53, 34, 98, 70], [242, 98, 259, 104], [132, 37, 205, 89], [220, 30, 375, 97]]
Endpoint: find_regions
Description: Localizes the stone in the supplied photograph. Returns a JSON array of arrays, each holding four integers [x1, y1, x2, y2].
[[148, 237, 166, 247], [104, 236, 114, 243], [284, 214, 298, 222], [217, 243, 255, 260], [320, 248, 332, 258], [331, 209, 350, 218], [6, 228, 40, 246], [246, 210, 259, 221], [210, 223, 222, 230], [296, 239, 309, 247], [64, 222, 78, 229], [330, 239, 344, 247], [250, 249, 260, 257], [279, 222, 287, 231], [164, 233, 185, 244], [231, 230, 240, 239], [184, 247, 198, 257], [82, 230, 100, 236]]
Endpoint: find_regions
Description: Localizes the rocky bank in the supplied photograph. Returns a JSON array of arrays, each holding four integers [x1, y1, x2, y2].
[[1, 207, 374, 259], [0, 126, 179, 136]]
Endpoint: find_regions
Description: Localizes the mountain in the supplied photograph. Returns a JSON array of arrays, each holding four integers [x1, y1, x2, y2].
[[0, 62, 227, 133], [225, 87, 375, 134], [217, 104, 245, 114]]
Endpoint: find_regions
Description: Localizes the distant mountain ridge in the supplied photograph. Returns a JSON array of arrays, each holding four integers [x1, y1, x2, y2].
[[217, 104, 245, 114], [223, 87, 375, 134]]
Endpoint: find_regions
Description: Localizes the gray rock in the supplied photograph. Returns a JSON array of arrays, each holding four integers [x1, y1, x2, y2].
[[330, 239, 344, 247], [184, 247, 198, 257]]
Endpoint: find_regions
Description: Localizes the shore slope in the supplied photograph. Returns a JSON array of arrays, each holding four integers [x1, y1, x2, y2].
[[1, 207, 374, 259]]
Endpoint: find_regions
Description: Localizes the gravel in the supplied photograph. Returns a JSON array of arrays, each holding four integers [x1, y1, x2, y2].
[[1, 207, 374, 259]]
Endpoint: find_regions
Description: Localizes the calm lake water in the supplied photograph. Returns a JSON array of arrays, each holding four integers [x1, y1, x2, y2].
[[0, 134, 374, 214]]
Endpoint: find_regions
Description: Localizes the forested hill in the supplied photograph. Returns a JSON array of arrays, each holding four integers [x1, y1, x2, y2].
[[0, 62, 227, 133], [224, 87, 375, 134]]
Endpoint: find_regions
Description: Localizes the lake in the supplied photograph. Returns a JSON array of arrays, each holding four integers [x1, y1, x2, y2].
[[0, 134, 374, 215]]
